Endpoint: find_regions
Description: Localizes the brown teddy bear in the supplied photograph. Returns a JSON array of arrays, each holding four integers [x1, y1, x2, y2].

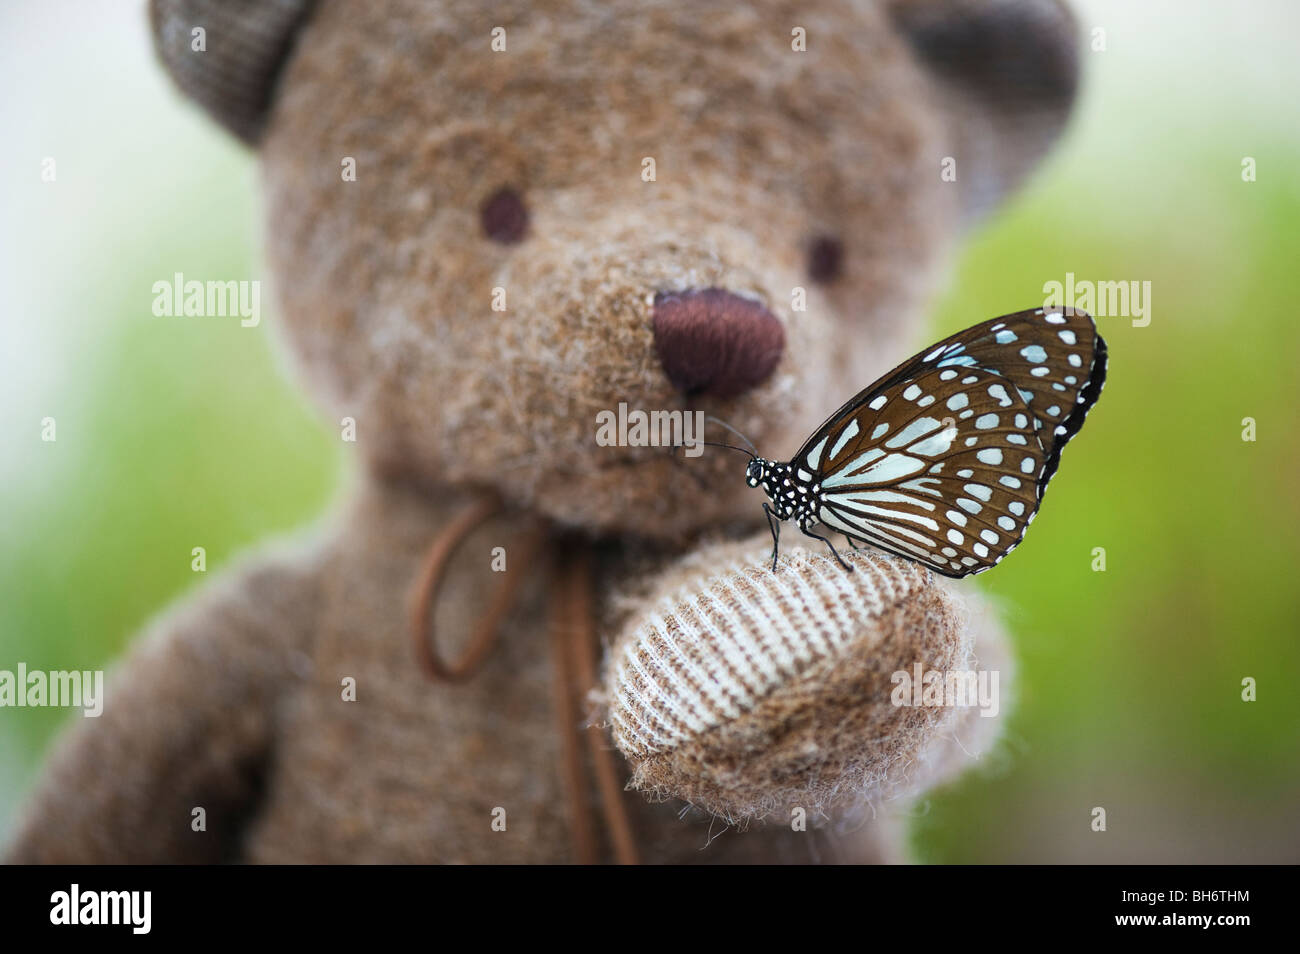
[[5, 0, 1078, 863]]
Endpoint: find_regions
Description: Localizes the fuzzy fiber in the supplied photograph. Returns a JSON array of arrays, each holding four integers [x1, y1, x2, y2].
[[606, 540, 1008, 822], [6, 0, 1076, 863]]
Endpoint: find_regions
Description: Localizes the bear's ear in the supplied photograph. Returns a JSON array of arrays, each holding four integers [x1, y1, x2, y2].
[[149, 0, 317, 146], [887, 0, 1080, 224]]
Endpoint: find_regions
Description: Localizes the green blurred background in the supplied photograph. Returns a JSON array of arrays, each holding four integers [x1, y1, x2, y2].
[[1, 0, 1296, 862]]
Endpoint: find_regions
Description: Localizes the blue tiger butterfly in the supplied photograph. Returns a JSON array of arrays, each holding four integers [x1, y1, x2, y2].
[[728, 306, 1106, 577]]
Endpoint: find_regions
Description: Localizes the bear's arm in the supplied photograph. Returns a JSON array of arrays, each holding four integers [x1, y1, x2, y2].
[[3, 549, 321, 864], [604, 532, 1010, 823]]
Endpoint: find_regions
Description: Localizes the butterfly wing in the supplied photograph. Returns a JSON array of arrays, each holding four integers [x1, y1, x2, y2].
[[798, 366, 1042, 576], [791, 307, 1106, 577], [795, 307, 1106, 498]]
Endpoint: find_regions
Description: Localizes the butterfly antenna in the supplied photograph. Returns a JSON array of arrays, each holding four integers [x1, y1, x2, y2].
[[704, 416, 758, 458], [666, 439, 753, 461], [700, 440, 757, 458]]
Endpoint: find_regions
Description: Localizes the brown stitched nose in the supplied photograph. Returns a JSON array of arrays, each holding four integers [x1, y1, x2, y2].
[[652, 288, 785, 399]]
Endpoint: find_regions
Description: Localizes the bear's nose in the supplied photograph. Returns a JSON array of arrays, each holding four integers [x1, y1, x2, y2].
[[652, 288, 785, 399]]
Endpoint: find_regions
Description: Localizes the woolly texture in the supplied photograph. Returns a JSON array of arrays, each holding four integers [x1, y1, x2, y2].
[[886, 0, 1080, 222], [5, 487, 914, 863], [605, 535, 1004, 821], [9, 0, 1076, 864], [150, 0, 317, 145], [261, 0, 955, 539], [611, 546, 939, 756]]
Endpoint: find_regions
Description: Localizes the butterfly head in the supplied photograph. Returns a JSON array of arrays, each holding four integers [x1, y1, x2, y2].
[[745, 458, 766, 488]]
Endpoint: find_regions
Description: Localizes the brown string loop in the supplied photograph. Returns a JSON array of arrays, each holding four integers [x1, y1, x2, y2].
[[409, 493, 544, 682], [408, 494, 638, 863], [562, 545, 640, 866]]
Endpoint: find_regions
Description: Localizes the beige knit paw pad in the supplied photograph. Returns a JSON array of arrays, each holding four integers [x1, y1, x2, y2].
[[605, 536, 997, 821]]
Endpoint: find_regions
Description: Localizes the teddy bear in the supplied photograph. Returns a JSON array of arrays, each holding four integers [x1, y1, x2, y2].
[[5, 0, 1078, 863]]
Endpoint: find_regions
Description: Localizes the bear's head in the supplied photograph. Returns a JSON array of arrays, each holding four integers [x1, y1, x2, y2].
[[152, 0, 1077, 539]]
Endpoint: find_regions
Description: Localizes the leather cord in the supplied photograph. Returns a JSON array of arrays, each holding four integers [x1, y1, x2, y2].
[[549, 563, 600, 863], [562, 544, 640, 865], [409, 493, 541, 681], [409, 493, 639, 864]]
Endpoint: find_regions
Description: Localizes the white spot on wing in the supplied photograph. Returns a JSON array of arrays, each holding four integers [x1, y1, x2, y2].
[[823, 452, 920, 487], [829, 419, 860, 460], [908, 425, 958, 457], [898, 477, 943, 497], [829, 488, 936, 511], [804, 436, 828, 469], [831, 499, 940, 532], [884, 417, 941, 449]]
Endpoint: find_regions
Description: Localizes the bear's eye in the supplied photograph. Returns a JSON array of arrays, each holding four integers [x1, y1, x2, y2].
[[806, 234, 844, 284], [480, 187, 529, 244]]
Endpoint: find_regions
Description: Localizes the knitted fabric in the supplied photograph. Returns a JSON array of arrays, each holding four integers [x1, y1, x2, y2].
[[8, 0, 1075, 863], [150, 0, 317, 145], [605, 536, 1008, 821]]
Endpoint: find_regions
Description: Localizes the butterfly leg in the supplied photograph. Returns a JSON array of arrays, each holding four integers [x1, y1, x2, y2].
[[846, 535, 869, 551], [762, 502, 781, 571], [800, 525, 854, 573]]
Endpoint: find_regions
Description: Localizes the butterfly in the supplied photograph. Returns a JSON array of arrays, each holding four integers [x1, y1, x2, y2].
[[728, 306, 1106, 578]]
